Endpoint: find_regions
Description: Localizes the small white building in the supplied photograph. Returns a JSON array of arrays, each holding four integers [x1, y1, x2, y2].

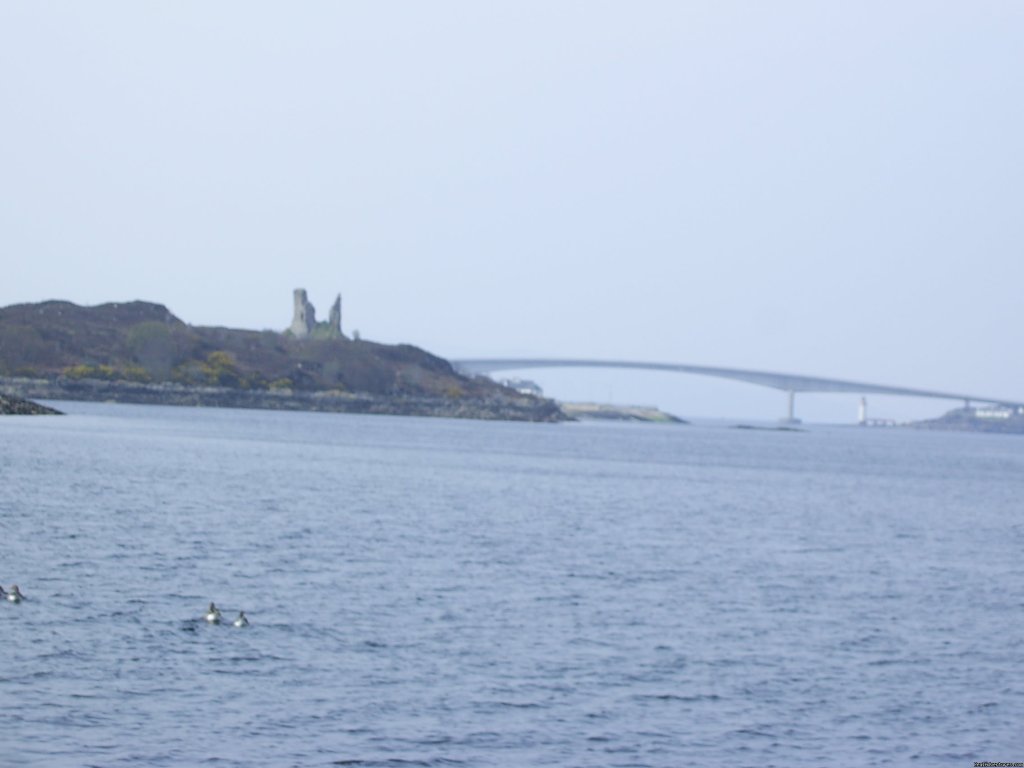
[[499, 378, 543, 396], [975, 406, 1013, 420]]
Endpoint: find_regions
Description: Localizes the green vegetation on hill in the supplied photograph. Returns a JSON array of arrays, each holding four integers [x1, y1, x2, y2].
[[0, 300, 562, 421]]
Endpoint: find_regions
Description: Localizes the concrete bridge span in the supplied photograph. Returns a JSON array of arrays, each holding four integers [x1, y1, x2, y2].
[[453, 358, 1022, 422]]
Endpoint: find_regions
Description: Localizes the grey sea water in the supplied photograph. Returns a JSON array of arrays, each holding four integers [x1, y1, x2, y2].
[[1, 402, 1022, 767]]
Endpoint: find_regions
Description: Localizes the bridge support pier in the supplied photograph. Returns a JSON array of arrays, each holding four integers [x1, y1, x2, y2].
[[780, 390, 802, 425]]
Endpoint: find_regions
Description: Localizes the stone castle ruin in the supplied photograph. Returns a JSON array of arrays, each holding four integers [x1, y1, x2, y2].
[[288, 288, 342, 339]]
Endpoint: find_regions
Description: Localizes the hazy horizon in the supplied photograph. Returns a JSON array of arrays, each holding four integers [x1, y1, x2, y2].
[[2, 2, 1021, 422]]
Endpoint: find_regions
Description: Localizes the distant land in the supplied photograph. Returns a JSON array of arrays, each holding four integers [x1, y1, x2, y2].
[[0, 297, 564, 422], [558, 402, 686, 424], [3, 297, 1019, 432], [910, 405, 1024, 435]]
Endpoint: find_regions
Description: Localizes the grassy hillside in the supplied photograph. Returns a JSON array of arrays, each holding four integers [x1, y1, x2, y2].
[[0, 300, 511, 403]]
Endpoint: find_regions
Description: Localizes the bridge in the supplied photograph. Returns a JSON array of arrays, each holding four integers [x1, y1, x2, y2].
[[453, 358, 1023, 423]]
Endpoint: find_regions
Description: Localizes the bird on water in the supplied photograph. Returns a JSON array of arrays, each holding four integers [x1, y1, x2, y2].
[[7, 585, 25, 603], [205, 602, 222, 623], [233, 611, 249, 628]]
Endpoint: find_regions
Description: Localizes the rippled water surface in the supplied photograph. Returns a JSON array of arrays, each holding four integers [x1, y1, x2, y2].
[[2, 402, 1023, 766]]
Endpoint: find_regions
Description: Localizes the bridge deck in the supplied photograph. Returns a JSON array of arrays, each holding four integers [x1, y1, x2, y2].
[[453, 358, 1021, 408]]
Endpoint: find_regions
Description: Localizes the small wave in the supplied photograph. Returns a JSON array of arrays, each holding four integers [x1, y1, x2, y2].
[[37, 648, 89, 662], [866, 657, 930, 667], [492, 700, 543, 709], [729, 728, 775, 738], [333, 760, 467, 767], [635, 693, 721, 703]]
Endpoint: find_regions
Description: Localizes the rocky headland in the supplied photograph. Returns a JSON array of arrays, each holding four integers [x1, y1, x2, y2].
[[0, 297, 564, 422], [0, 392, 62, 415]]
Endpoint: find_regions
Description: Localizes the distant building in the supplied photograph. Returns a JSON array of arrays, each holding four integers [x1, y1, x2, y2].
[[975, 406, 1013, 419], [500, 378, 543, 396]]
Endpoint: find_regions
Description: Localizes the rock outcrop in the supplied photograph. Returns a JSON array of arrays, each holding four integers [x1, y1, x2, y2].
[[0, 393, 61, 415]]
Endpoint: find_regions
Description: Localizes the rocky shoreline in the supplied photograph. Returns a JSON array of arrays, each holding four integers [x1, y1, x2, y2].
[[0, 376, 565, 422], [0, 392, 62, 415]]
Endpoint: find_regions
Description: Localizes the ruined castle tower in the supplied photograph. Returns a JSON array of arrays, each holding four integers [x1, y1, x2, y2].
[[328, 294, 342, 335], [290, 289, 316, 337], [289, 289, 342, 338]]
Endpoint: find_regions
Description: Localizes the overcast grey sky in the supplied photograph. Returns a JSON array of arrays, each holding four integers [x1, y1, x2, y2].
[[2, 2, 1021, 422]]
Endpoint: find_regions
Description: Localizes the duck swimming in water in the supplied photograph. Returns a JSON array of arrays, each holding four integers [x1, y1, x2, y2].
[[204, 602, 222, 623], [232, 611, 249, 628], [7, 585, 24, 603]]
